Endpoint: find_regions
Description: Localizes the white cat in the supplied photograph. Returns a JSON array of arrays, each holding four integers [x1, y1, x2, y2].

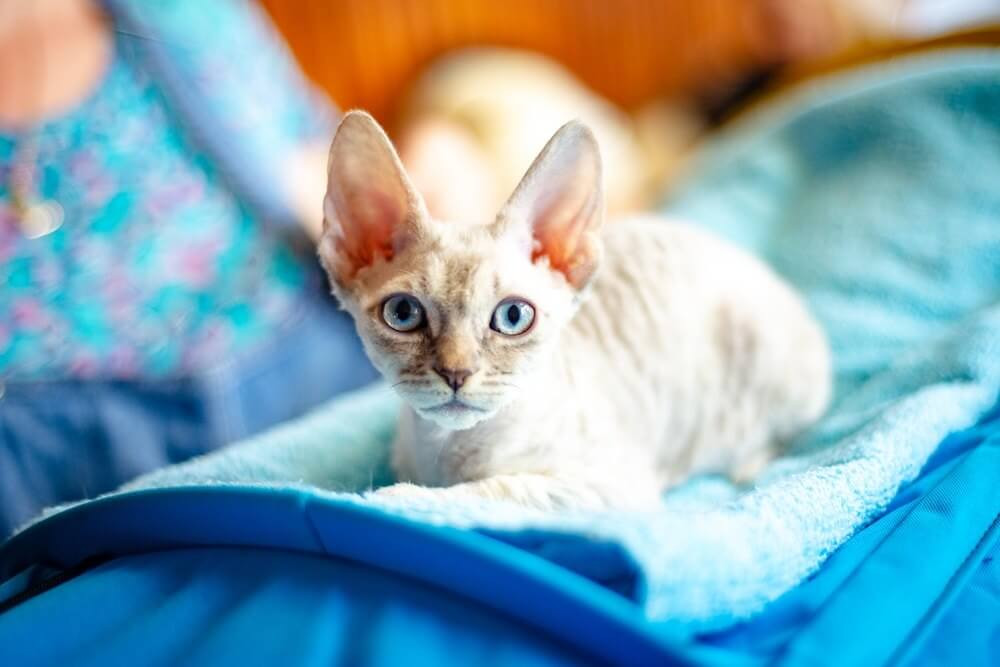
[[319, 111, 830, 510]]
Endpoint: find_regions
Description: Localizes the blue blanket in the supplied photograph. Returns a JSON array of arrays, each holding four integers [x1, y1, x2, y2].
[[16, 49, 1000, 636]]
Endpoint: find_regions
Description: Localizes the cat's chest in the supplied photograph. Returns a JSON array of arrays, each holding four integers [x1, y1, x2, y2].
[[402, 400, 573, 485], [440, 416, 553, 482]]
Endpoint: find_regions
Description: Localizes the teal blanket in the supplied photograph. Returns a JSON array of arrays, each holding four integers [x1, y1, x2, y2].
[[32, 48, 1000, 629]]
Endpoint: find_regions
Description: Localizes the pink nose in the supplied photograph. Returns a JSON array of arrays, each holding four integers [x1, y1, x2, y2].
[[433, 365, 474, 391]]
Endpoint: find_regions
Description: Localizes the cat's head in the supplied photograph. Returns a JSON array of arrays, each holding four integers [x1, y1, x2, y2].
[[319, 111, 603, 429]]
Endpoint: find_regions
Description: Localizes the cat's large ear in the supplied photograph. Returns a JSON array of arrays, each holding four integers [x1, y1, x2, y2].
[[495, 121, 604, 289], [319, 111, 428, 288]]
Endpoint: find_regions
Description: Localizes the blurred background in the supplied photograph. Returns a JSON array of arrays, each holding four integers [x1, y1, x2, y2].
[[0, 0, 998, 535], [263, 0, 1000, 217], [263, 0, 999, 121]]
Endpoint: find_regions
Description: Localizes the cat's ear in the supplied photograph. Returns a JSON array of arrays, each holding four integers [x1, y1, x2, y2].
[[319, 111, 428, 287], [496, 121, 604, 289]]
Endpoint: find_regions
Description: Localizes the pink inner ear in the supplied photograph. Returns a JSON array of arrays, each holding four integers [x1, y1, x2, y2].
[[532, 226, 597, 288], [532, 225, 576, 272], [339, 190, 404, 278], [529, 185, 600, 287]]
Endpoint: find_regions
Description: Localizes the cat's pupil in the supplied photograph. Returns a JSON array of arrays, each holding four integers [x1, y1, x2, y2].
[[395, 299, 412, 321], [489, 299, 533, 336]]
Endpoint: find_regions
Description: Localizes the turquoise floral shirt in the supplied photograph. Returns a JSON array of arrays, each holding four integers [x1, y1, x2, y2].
[[0, 1, 332, 380]]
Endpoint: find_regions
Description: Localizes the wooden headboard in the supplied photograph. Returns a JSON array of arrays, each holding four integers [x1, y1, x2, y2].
[[259, 0, 862, 122]]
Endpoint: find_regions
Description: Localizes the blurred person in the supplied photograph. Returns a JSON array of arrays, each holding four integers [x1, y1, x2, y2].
[[0, 0, 376, 536]]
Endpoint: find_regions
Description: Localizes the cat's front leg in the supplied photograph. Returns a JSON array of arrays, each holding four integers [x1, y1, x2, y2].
[[370, 473, 659, 511]]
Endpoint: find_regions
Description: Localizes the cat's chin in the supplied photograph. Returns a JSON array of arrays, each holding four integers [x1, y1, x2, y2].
[[414, 401, 497, 430]]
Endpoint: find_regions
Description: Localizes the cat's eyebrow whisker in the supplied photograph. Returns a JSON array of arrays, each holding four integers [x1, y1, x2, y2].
[[393, 380, 432, 389], [480, 380, 520, 389], [471, 393, 506, 400]]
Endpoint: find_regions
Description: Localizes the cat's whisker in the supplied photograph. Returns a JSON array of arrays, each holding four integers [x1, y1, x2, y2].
[[478, 381, 520, 390], [397, 374, 430, 382]]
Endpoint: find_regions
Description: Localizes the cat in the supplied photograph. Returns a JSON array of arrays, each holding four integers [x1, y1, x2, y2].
[[318, 110, 831, 511]]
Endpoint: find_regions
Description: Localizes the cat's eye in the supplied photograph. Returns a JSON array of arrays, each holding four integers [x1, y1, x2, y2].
[[491, 299, 535, 336], [381, 294, 425, 332]]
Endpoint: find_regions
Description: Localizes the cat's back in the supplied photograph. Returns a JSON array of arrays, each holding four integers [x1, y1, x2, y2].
[[598, 215, 764, 289], [563, 215, 830, 478], [574, 216, 769, 346], [568, 215, 778, 392], [580, 214, 829, 393]]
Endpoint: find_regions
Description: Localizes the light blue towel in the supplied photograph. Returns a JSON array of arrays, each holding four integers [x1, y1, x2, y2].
[[36, 49, 1000, 628]]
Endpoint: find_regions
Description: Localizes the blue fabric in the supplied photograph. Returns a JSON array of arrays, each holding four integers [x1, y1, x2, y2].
[[0, 548, 599, 666], [906, 520, 1000, 666], [0, 489, 681, 666]]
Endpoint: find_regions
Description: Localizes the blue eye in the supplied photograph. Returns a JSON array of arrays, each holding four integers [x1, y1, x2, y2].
[[491, 299, 535, 336], [382, 294, 425, 332]]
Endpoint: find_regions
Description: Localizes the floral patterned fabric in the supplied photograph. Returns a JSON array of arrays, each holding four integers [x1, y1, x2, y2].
[[0, 2, 333, 380]]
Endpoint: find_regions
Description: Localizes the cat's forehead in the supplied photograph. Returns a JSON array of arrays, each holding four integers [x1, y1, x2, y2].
[[352, 221, 516, 303], [418, 228, 517, 299]]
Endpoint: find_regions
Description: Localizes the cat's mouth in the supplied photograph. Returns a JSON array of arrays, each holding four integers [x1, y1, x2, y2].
[[425, 398, 489, 415], [410, 395, 498, 429]]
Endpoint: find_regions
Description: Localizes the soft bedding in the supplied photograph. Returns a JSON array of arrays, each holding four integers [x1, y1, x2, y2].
[[2, 47, 999, 666]]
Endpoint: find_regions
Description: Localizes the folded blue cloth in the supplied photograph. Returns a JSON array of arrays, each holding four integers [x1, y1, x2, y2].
[[25, 49, 1000, 629]]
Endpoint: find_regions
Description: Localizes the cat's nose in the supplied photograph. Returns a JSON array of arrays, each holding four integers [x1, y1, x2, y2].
[[433, 365, 475, 391]]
